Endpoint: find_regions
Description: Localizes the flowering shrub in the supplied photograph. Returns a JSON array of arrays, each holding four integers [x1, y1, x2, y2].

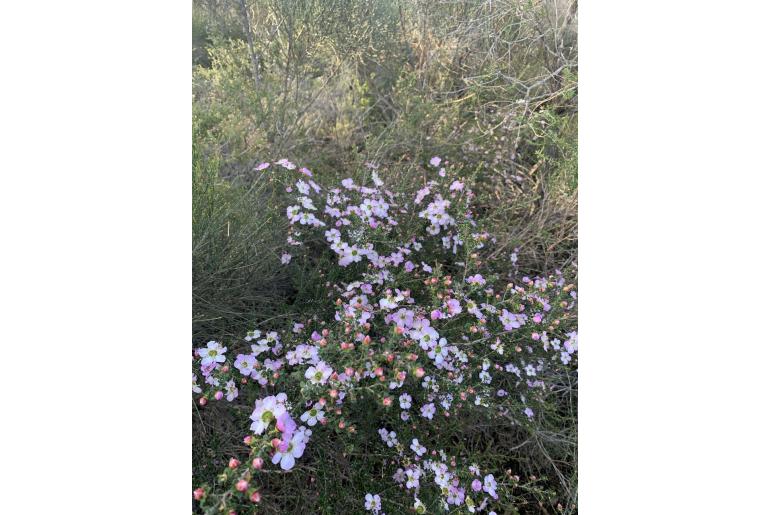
[[193, 158, 577, 514]]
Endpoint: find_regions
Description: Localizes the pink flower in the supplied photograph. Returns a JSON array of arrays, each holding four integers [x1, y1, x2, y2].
[[236, 480, 249, 492]]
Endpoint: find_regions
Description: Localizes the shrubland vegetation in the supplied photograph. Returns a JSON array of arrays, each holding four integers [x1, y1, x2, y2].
[[193, 1, 577, 513]]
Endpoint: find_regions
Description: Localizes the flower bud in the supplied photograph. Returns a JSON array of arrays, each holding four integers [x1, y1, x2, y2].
[[250, 491, 261, 503], [199, 397, 207, 406], [193, 488, 204, 501], [228, 458, 240, 469], [236, 480, 248, 492], [243, 436, 253, 445], [214, 391, 224, 401], [252, 457, 263, 469]]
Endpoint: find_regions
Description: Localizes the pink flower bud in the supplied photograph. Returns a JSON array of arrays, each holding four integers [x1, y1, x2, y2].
[[415, 367, 425, 378], [228, 458, 240, 469], [199, 397, 207, 406], [382, 396, 392, 406], [243, 435, 253, 445], [193, 488, 204, 500], [236, 480, 248, 492], [532, 332, 540, 340], [250, 491, 261, 503], [214, 391, 224, 401], [252, 457, 264, 469]]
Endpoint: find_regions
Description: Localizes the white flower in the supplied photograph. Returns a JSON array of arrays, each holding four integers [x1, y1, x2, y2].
[[364, 493, 381, 513], [249, 395, 287, 434], [244, 329, 261, 341], [304, 361, 333, 385], [198, 341, 226, 366], [225, 379, 238, 401], [300, 403, 325, 426], [271, 430, 308, 470], [410, 438, 426, 457], [192, 374, 202, 394]]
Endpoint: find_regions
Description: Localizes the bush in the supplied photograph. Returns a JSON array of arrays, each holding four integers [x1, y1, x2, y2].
[[192, 158, 577, 513]]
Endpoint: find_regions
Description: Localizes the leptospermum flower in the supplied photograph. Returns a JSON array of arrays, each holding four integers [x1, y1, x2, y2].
[[399, 393, 412, 409], [300, 403, 325, 426], [364, 493, 382, 513], [410, 438, 426, 457], [281, 253, 292, 264], [250, 395, 287, 435], [499, 308, 525, 330], [304, 361, 333, 385], [420, 402, 436, 420], [483, 474, 499, 499], [405, 466, 422, 489], [271, 428, 310, 470], [378, 428, 397, 447], [466, 274, 486, 286], [234, 354, 256, 376], [198, 341, 227, 366], [225, 380, 238, 401], [192, 374, 202, 394]]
